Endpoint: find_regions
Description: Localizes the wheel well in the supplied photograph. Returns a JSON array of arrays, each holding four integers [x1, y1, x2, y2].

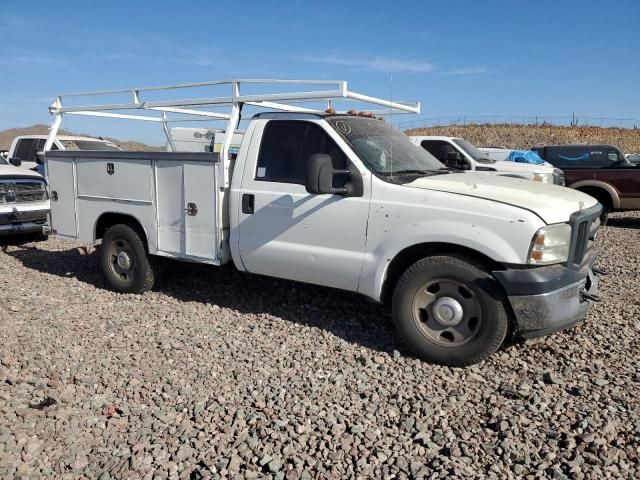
[[381, 243, 504, 304], [95, 213, 148, 249], [576, 186, 612, 210]]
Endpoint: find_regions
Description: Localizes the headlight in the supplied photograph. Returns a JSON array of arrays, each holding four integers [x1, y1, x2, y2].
[[532, 173, 554, 183], [527, 223, 572, 265]]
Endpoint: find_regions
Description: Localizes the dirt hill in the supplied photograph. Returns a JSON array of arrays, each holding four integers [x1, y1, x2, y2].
[[405, 124, 640, 153], [0, 124, 161, 152], [4, 123, 640, 154]]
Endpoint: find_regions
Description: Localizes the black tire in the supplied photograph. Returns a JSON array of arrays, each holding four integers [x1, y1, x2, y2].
[[600, 206, 609, 225], [392, 255, 510, 367], [100, 224, 158, 293], [579, 189, 611, 225], [3, 231, 48, 245], [33, 232, 49, 242]]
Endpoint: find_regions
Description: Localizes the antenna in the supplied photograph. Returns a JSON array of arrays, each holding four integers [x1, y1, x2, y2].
[[390, 72, 394, 177]]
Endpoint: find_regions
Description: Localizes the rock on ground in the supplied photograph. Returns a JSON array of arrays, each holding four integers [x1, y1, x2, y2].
[[1, 212, 639, 479]]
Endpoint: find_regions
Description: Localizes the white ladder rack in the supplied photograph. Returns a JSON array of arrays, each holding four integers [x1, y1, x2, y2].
[[46, 79, 420, 159]]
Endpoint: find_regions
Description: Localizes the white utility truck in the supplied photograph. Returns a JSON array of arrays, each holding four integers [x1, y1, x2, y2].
[[44, 80, 602, 366], [411, 135, 564, 185]]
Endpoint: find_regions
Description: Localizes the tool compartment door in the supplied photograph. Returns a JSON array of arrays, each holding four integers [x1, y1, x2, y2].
[[183, 161, 217, 259], [75, 158, 153, 201], [46, 156, 77, 239], [156, 159, 218, 261]]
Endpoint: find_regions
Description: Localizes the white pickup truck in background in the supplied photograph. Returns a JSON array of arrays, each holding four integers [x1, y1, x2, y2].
[[44, 79, 601, 366], [8, 135, 120, 173], [477, 146, 518, 161], [410, 135, 564, 185], [0, 155, 50, 240]]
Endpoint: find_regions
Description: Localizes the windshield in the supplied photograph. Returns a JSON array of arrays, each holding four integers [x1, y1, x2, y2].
[[327, 116, 444, 176], [60, 140, 121, 151], [0, 154, 7, 165], [452, 138, 495, 164]]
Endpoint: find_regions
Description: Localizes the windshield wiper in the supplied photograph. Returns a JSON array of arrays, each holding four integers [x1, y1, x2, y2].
[[391, 169, 452, 176]]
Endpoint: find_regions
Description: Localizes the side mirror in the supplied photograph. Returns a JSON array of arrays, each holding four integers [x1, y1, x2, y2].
[[9, 157, 22, 167], [445, 151, 469, 170], [35, 151, 45, 165], [305, 153, 350, 195]]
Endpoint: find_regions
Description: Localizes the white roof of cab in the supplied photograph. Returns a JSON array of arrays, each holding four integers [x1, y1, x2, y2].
[[14, 135, 113, 142], [408, 135, 460, 141]]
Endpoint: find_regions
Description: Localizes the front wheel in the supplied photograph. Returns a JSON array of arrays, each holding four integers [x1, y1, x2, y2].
[[392, 255, 510, 366], [100, 224, 159, 293]]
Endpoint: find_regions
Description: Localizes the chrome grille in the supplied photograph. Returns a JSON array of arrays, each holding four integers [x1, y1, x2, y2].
[[567, 205, 601, 270], [0, 180, 47, 204]]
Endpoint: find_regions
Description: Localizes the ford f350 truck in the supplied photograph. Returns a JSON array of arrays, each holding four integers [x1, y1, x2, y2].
[[44, 80, 602, 366]]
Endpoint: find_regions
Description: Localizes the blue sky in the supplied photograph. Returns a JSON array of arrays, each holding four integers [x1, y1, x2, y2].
[[1, 0, 638, 144]]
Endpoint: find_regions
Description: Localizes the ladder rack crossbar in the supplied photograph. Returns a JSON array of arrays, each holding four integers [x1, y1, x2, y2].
[[45, 78, 421, 188]]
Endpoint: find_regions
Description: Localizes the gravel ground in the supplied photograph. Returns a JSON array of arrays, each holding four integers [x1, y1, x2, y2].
[[1, 212, 639, 479]]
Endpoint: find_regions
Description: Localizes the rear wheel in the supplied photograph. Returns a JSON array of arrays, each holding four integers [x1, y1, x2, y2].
[[100, 224, 158, 293], [392, 255, 510, 366]]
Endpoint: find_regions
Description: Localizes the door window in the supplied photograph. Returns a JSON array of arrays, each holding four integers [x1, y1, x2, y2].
[[14, 139, 35, 161], [34, 139, 47, 164], [256, 121, 347, 185], [420, 140, 466, 168]]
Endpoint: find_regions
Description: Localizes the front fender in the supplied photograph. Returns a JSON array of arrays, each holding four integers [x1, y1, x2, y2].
[[357, 197, 543, 302]]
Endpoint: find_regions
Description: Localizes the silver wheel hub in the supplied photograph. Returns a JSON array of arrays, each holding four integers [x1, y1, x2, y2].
[[432, 297, 464, 326], [117, 251, 132, 270]]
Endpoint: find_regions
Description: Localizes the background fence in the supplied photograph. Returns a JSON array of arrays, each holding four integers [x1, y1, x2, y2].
[[396, 114, 640, 130]]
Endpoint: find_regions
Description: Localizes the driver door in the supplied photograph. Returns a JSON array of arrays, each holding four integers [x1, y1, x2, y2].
[[601, 148, 640, 206], [235, 119, 371, 292]]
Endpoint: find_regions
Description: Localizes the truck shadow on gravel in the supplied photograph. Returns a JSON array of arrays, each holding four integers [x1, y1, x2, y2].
[[605, 216, 640, 230], [4, 244, 408, 357]]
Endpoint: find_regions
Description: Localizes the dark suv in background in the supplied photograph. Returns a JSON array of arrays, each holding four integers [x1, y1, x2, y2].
[[532, 145, 639, 223]]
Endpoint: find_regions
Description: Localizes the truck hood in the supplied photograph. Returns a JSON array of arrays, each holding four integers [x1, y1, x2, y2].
[[0, 164, 44, 179], [405, 173, 597, 224]]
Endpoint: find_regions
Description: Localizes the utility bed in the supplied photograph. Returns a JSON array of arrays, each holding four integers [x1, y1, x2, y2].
[[46, 150, 227, 264]]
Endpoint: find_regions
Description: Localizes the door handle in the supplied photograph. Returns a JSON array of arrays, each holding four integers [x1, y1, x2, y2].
[[185, 202, 198, 216], [242, 194, 254, 214]]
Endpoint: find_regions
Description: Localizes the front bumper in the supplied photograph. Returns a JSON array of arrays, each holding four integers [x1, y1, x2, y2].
[[0, 208, 50, 237], [493, 259, 600, 338], [0, 222, 50, 237]]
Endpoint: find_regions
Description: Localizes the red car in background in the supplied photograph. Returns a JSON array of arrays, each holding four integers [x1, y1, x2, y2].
[[532, 145, 640, 223]]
